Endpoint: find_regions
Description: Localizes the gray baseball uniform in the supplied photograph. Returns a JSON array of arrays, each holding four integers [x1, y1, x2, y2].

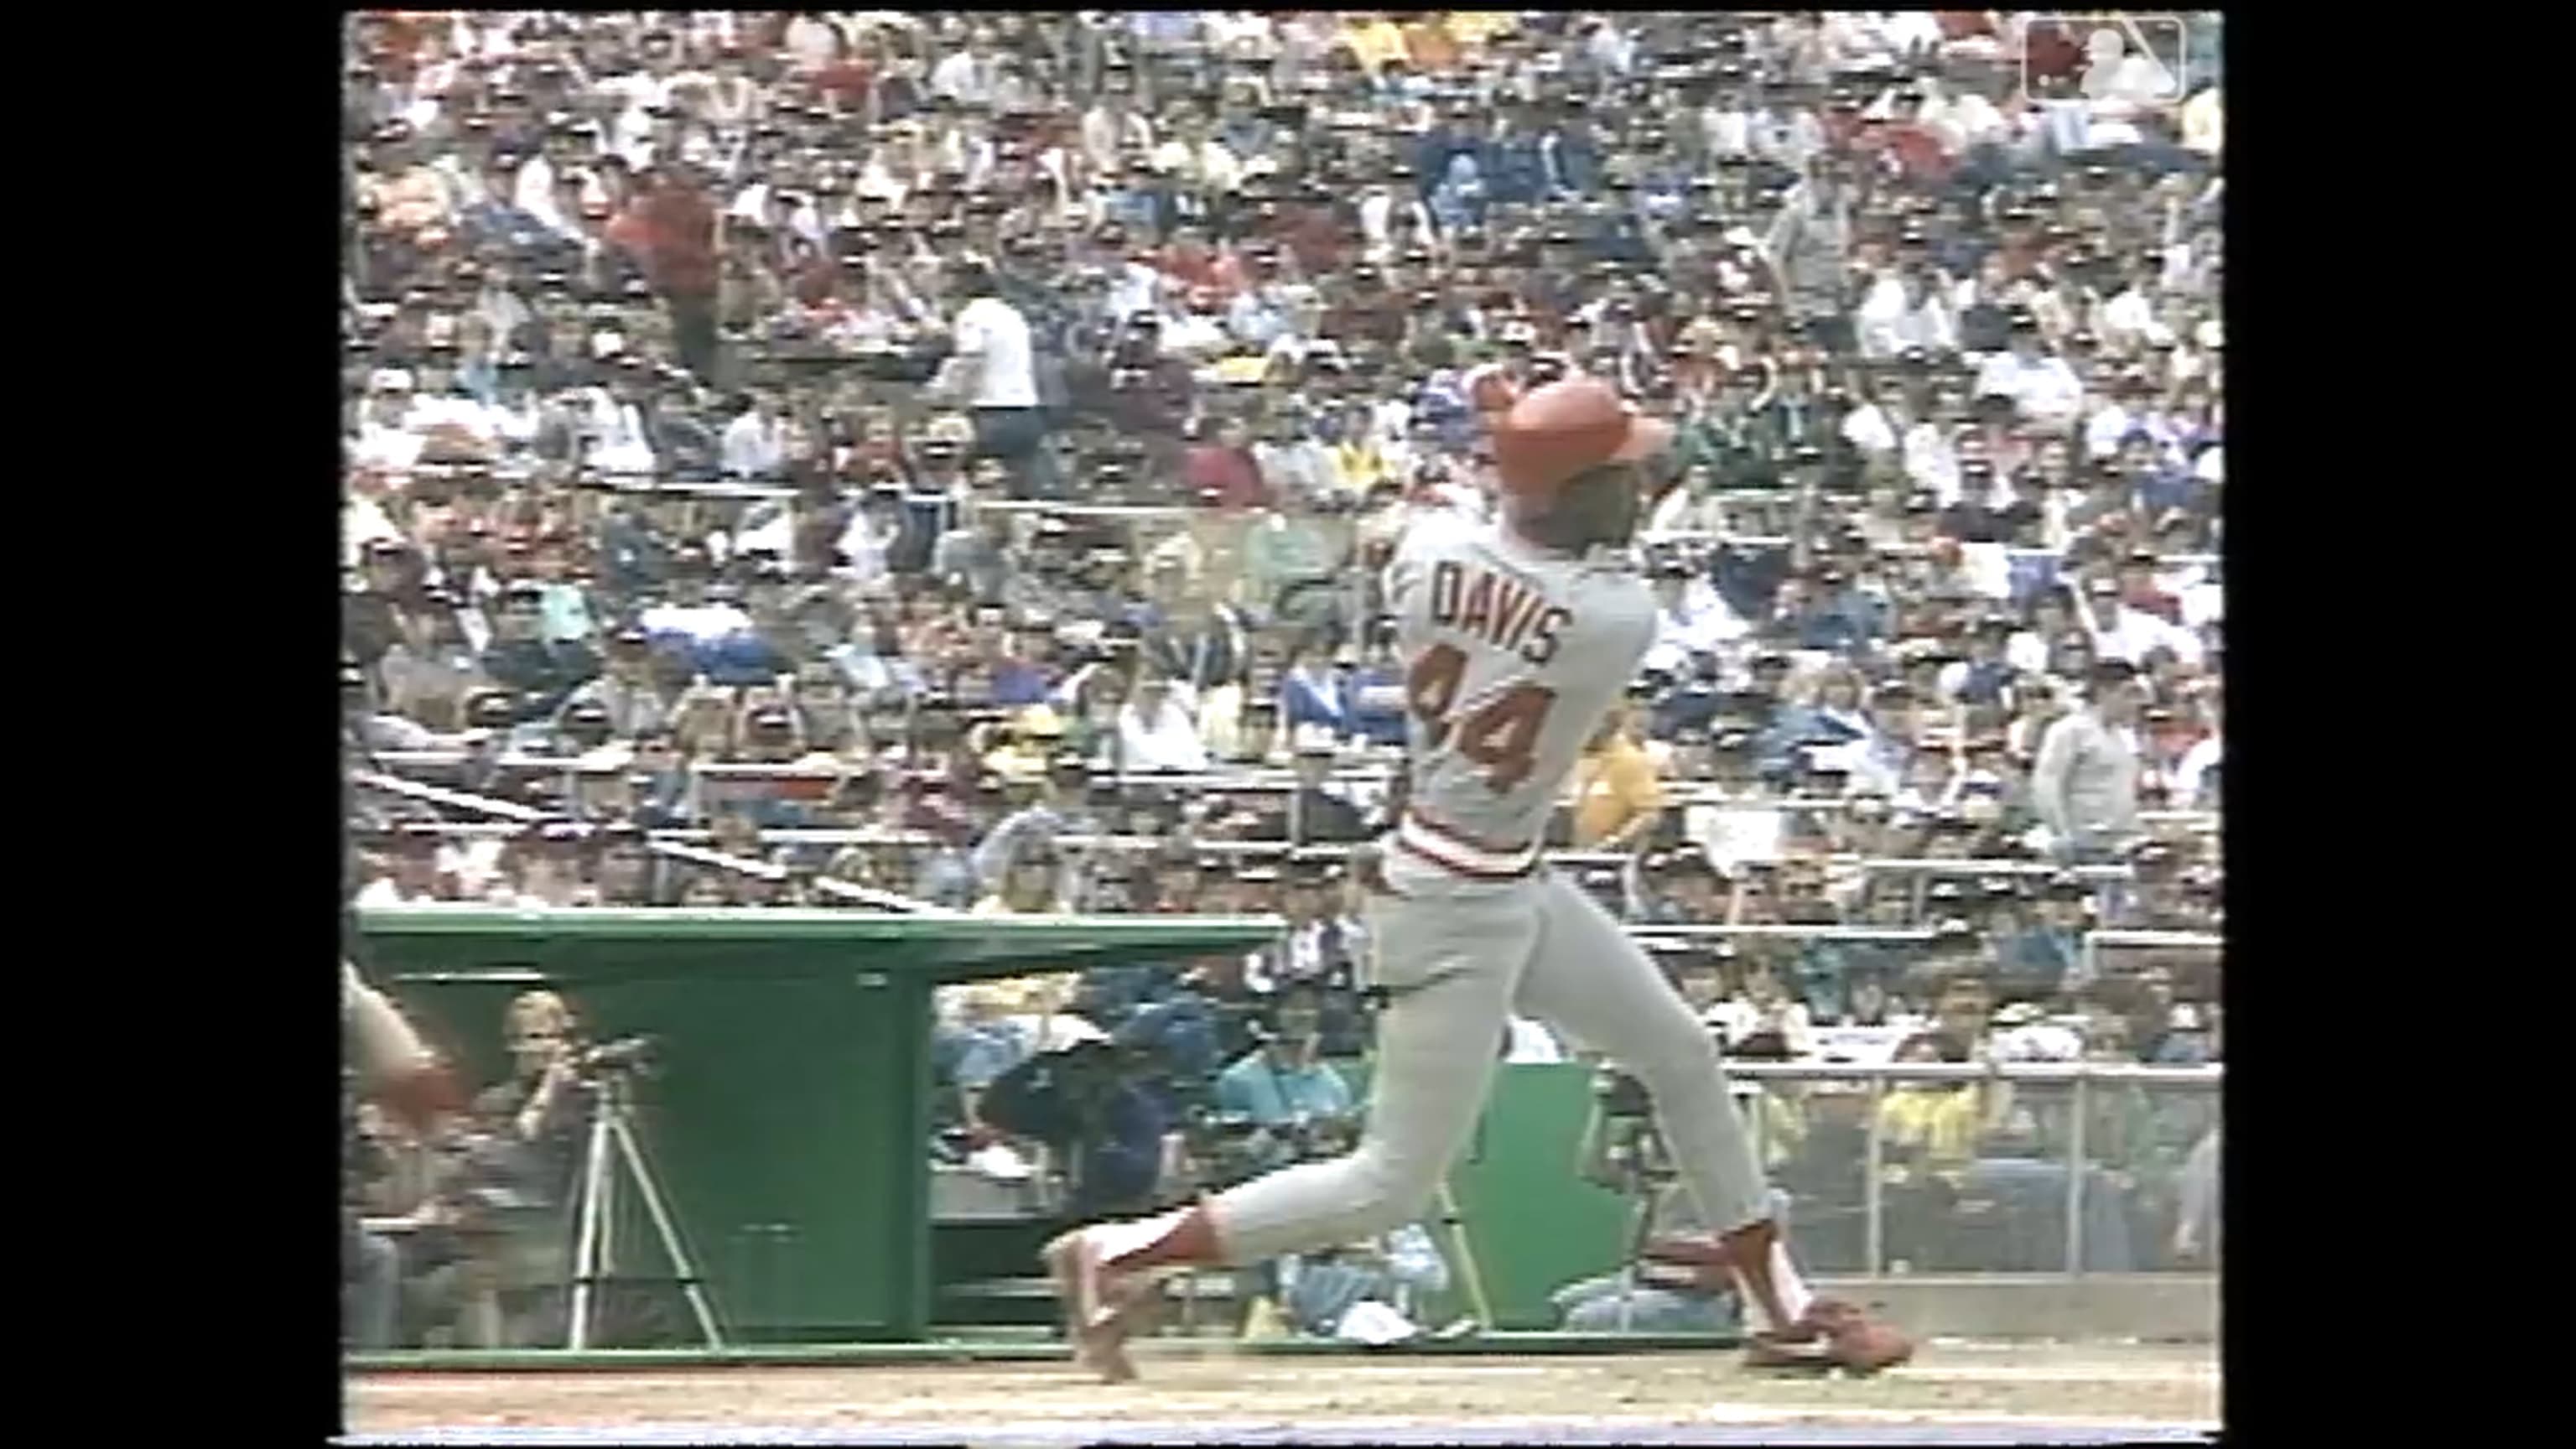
[[1202, 517, 1776, 1265]]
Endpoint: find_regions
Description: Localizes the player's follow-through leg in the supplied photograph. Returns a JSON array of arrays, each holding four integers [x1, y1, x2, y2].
[[1515, 871, 1912, 1374], [1045, 882, 1534, 1379]]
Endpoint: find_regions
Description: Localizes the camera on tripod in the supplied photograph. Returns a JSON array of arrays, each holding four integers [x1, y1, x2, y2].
[[1592, 1067, 1654, 1122], [573, 1036, 657, 1079], [1182, 1109, 1348, 1190], [1583, 1067, 1672, 1195]]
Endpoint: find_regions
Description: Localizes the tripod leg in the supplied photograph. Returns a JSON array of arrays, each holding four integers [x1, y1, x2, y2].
[[610, 1107, 727, 1348], [1433, 1178, 1494, 1328], [569, 1096, 616, 1351], [1616, 1179, 1662, 1334]]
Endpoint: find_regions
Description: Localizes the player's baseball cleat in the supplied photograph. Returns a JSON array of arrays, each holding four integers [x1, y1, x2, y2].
[[1744, 1297, 1916, 1376], [1042, 1229, 1136, 1383], [1042, 1229, 1169, 1384]]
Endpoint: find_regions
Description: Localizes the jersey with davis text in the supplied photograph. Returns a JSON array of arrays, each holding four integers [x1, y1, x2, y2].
[[1381, 513, 1657, 886]]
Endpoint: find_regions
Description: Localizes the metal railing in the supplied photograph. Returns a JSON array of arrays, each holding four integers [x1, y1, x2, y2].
[[353, 770, 948, 914], [1639, 527, 2221, 574], [1711, 1060, 2221, 1277], [359, 751, 2218, 828], [358, 815, 2162, 889], [2081, 929, 2224, 983]]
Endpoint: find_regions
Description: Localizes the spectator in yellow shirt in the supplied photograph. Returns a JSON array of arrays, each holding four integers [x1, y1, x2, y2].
[[1569, 701, 1666, 849], [1442, 12, 1519, 49], [1877, 1034, 1984, 1188], [1401, 13, 1463, 74], [1330, 409, 1391, 493], [2179, 85, 2223, 158], [1338, 13, 1412, 75]]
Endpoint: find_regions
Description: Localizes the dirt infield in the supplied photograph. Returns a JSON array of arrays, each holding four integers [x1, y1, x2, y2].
[[346, 1340, 2219, 1440]]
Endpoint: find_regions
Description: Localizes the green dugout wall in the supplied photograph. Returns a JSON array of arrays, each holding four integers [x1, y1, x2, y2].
[[357, 906, 1654, 1341], [356, 906, 1285, 1343]]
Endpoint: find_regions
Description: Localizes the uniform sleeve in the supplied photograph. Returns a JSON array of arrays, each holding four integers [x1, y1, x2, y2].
[[1381, 517, 1442, 615]]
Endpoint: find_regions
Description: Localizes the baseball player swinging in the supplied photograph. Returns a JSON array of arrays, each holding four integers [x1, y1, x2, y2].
[[1046, 377, 1913, 1382]]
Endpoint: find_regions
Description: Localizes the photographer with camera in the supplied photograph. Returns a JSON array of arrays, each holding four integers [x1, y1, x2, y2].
[[437, 989, 615, 1348]]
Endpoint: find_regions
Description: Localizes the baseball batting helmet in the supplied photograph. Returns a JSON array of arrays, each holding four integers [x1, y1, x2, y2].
[[1488, 375, 1676, 510]]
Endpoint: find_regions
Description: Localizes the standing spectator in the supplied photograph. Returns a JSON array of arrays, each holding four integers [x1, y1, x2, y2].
[[1765, 158, 1855, 351], [943, 258, 1053, 498], [609, 164, 721, 383], [2030, 660, 2144, 865], [930, 26, 1003, 109]]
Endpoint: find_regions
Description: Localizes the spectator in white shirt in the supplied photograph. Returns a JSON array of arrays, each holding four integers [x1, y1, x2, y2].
[[832, 492, 906, 595], [2180, 84, 2223, 158], [720, 393, 787, 479], [2009, 589, 2080, 677], [2085, 584, 2204, 670], [1641, 563, 1749, 676], [1709, 954, 1815, 1058], [930, 28, 1001, 108], [1905, 421, 1966, 505], [1357, 182, 1436, 267], [783, 13, 846, 74], [2172, 687, 2222, 808], [943, 259, 1054, 496], [2081, 374, 2159, 463], [641, 569, 755, 647], [1118, 674, 1211, 773], [1972, 315, 2085, 431], [351, 369, 431, 473], [1839, 377, 1914, 463], [1081, 93, 1155, 177], [1161, 287, 1233, 359], [581, 383, 661, 477], [1702, 91, 1753, 159], [1251, 413, 1341, 504], [2096, 257, 2176, 360], [1854, 258, 1959, 361]]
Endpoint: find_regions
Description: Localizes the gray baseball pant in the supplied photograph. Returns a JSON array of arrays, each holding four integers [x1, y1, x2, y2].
[[1205, 867, 1774, 1264]]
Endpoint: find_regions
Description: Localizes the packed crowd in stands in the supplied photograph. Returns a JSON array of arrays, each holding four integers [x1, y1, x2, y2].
[[342, 13, 2226, 1339]]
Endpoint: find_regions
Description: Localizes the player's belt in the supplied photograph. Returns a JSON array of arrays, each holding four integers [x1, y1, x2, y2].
[[1394, 810, 1540, 880]]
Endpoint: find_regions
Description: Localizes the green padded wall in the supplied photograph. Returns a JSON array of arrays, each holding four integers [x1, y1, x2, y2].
[[358, 906, 1282, 1341], [1334, 1060, 1633, 1330]]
